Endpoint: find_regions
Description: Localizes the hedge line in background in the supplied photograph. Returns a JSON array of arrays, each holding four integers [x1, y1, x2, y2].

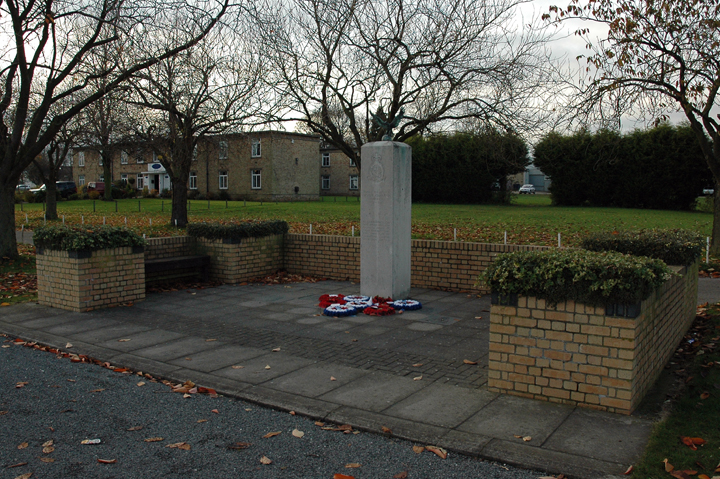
[[187, 220, 289, 241], [480, 249, 671, 306], [533, 124, 712, 210], [407, 130, 529, 204], [33, 226, 145, 252], [581, 229, 703, 266]]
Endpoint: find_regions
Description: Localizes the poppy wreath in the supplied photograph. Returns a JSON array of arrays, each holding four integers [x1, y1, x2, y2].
[[389, 299, 422, 311], [346, 300, 372, 312], [344, 295, 371, 303], [323, 303, 357, 317], [319, 294, 346, 309], [363, 303, 396, 316]]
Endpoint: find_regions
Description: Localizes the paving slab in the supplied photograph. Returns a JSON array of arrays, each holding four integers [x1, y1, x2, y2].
[[263, 361, 371, 398], [96, 329, 186, 352], [318, 371, 427, 412], [167, 344, 268, 372], [212, 352, 316, 384], [44, 318, 121, 336], [70, 324, 153, 343], [129, 336, 225, 361]]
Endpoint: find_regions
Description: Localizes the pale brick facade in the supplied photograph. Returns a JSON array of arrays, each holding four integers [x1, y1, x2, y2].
[[319, 146, 360, 197]]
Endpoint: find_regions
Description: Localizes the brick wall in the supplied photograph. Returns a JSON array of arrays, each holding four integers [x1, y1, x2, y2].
[[195, 235, 284, 284], [144, 236, 195, 260], [37, 247, 145, 312], [284, 234, 550, 292], [487, 261, 698, 414]]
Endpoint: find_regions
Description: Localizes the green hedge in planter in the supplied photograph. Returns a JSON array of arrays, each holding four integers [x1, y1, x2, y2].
[[187, 220, 289, 241], [33, 225, 145, 252], [581, 229, 703, 266], [480, 249, 671, 306]]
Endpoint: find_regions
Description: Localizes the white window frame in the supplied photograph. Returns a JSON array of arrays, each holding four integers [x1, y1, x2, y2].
[[136, 152, 144, 164], [349, 157, 357, 167], [120, 174, 128, 184], [321, 152, 330, 167], [78, 151, 85, 167], [99, 155, 103, 166], [219, 170, 228, 189], [321, 175, 330, 190], [192, 145, 198, 161], [251, 139, 261, 158], [189, 172, 197, 190], [99, 174, 104, 182], [219, 141, 228, 160], [78, 175, 85, 186], [349, 175, 358, 190], [121, 150, 128, 164], [251, 169, 261, 189], [136, 174, 144, 189]]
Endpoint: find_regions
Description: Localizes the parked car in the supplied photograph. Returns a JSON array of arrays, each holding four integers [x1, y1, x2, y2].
[[703, 188, 714, 195], [30, 181, 77, 198], [15, 184, 31, 191], [519, 184, 536, 194], [87, 182, 105, 195]]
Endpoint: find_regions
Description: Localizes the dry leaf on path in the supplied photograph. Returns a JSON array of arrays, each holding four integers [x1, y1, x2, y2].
[[231, 365, 244, 369], [412, 363, 423, 367], [118, 339, 131, 342], [522, 436, 532, 442], [463, 359, 478, 365], [228, 442, 252, 450], [262, 431, 281, 438], [137, 382, 145, 387], [14, 473, 32, 479], [260, 456, 272, 465], [272, 347, 281, 352], [42, 446, 54, 454], [333, 475, 355, 479], [97, 459, 117, 464], [39, 457, 55, 463], [345, 463, 361, 468], [264, 365, 271, 370], [166, 442, 191, 450], [7, 463, 27, 468], [42, 440, 53, 447], [16, 382, 28, 388], [393, 472, 408, 479], [289, 411, 296, 415], [205, 339, 217, 342], [425, 445, 448, 459], [623, 465, 634, 475], [127, 426, 143, 431], [65, 343, 72, 348], [701, 391, 711, 399], [412, 445, 425, 454], [17, 442, 28, 449], [315, 421, 325, 427], [211, 409, 219, 414], [381, 426, 392, 434], [144, 437, 164, 442], [413, 376, 422, 381], [90, 388, 105, 393], [197, 419, 207, 423], [292, 429, 304, 438], [330, 376, 337, 381]]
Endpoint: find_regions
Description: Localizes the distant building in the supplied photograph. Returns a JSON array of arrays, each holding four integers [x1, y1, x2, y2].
[[319, 144, 360, 197]]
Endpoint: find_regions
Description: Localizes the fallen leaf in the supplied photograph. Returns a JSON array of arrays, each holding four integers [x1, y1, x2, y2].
[[205, 339, 217, 342], [523, 436, 532, 442], [382, 426, 392, 434], [144, 437, 164, 442], [197, 419, 207, 423], [623, 465, 634, 475], [698, 474, 710, 479], [413, 376, 422, 381], [272, 347, 281, 352], [39, 457, 55, 463], [66, 379, 75, 382], [412, 363, 423, 367], [0, 411, 8, 415], [118, 339, 131, 342], [17, 442, 28, 449], [425, 445, 448, 459], [166, 442, 191, 450], [315, 421, 325, 427], [292, 429, 304, 438], [330, 376, 337, 381], [13, 473, 32, 479], [333, 475, 355, 479], [664, 459, 675, 472], [231, 365, 244, 369], [90, 388, 105, 393], [185, 357, 191, 361], [228, 442, 252, 450], [0, 302, 9, 306], [212, 409, 219, 414], [42, 440, 53, 447], [262, 431, 281, 438], [264, 365, 271, 370], [412, 445, 425, 454], [345, 463, 361, 468], [260, 456, 272, 465], [393, 472, 408, 479], [16, 382, 28, 388], [670, 471, 692, 479], [127, 426, 143, 431], [42, 446, 54, 454], [701, 391, 711, 399], [289, 411, 296, 415], [183, 393, 192, 398], [137, 382, 145, 387], [97, 459, 117, 464], [7, 462, 27, 468], [463, 359, 478, 365]]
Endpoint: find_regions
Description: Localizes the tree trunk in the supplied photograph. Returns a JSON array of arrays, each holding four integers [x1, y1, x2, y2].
[[102, 151, 113, 201], [171, 180, 188, 228], [0, 180, 19, 260], [45, 170, 59, 220], [712, 181, 720, 256]]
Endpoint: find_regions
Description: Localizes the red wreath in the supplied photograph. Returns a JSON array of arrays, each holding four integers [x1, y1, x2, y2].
[[372, 296, 393, 305], [319, 294, 346, 308], [363, 303, 396, 316]]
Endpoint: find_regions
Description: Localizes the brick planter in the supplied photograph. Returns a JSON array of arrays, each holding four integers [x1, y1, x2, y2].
[[488, 261, 698, 414], [36, 246, 145, 312], [195, 234, 284, 284]]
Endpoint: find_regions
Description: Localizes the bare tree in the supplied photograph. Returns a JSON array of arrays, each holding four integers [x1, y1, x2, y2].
[[0, 0, 230, 259], [127, 24, 274, 227], [257, 0, 561, 168], [548, 0, 720, 252]]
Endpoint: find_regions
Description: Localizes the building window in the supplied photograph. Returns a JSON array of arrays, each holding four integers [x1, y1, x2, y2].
[[78, 175, 85, 186], [189, 172, 197, 190], [137, 175, 144, 189], [99, 155, 103, 166], [349, 156, 357, 167], [251, 169, 261, 189], [121, 151, 128, 164], [153, 151, 162, 163], [78, 151, 85, 167], [322, 152, 330, 167], [64, 154, 72, 167], [321, 175, 330, 190], [136, 151, 144, 164], [219, 141, 228, 160], [192, 145, 198, 161], [219, 170, 228, 189], [99, 174, 104, 182], [120, 174, 128, 184], [251, 139, 261, 158], [349, 175, 358, 190]]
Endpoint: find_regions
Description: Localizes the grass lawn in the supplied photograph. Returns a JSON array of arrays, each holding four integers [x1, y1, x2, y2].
[[14, 194, 713, 246], [0, 244, 37, 305]]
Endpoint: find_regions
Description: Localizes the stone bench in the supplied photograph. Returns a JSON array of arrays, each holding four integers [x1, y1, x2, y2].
[[144, 255, 211, 283]]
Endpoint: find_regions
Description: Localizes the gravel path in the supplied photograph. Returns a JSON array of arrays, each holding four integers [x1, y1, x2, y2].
[[1, 338, 547, 479]]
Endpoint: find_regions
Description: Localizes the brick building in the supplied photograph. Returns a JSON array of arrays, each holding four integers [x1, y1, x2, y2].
[[69, 131, 360, 200]]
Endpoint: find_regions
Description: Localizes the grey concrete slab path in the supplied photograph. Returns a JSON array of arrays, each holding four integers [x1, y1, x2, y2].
[[1, 282, 656, 479]]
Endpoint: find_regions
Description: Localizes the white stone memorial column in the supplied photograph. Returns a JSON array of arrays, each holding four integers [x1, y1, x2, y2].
[[360, 141, 412, 299]]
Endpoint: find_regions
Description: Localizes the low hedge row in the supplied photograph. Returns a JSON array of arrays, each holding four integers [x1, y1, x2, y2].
[[480, 249, 671, 306], [581, 229, 703, 266], [187, 220, 289, 241], [33, 226, 145, 252]]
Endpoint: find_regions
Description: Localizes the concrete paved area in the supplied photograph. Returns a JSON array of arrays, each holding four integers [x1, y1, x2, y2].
[[1, 281, 658, 479]]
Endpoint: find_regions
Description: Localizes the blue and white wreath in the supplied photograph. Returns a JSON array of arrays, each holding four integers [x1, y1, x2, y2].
[[324, 304, 358, 317], [345, 300, 372, 312], [389, 299, 422, 311], [343, 295, 371, 303]]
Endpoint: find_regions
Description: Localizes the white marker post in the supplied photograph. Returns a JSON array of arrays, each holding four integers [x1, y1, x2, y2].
[[504, 231, 507, 245], [707, 237, 710, 264], [352, 226, 355, 237], [309, 224, 313, 235], [454, 228, 457, 242], [558, 233, 562, 248]]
